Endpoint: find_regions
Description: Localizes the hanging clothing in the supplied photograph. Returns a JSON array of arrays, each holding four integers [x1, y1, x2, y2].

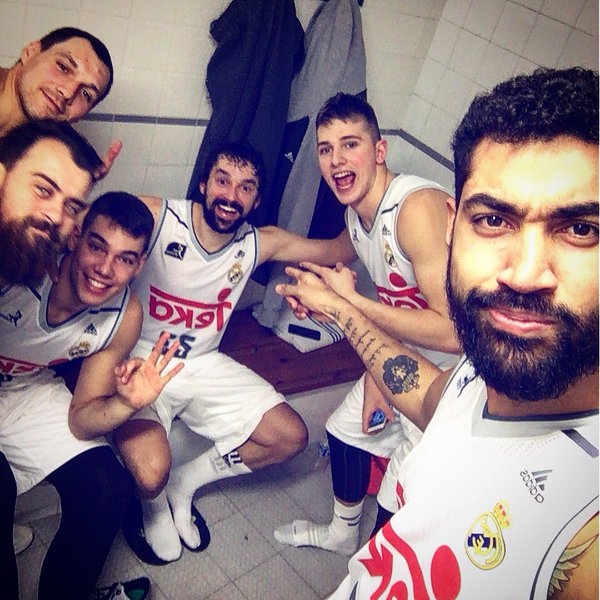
[[253, 0, 367, 327], [186, 0, 304, 224]]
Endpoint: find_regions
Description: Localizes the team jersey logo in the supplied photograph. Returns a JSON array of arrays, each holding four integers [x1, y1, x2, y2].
[[465, 501, 510, 570], [377, 273, 428, 310], [84, 323, 98, 336], [228, 262, 243, 284], [0, 308, 23, 327], [165, 242, 187, 260], [68, 340, 92, 359], [520, 468, 551, 503], [383, 242, 397, 268]]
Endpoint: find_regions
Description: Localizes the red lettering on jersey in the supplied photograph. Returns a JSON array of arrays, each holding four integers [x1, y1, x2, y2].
[[377, 272, 429, 310], [149, 285, 233, 331], [396, 481, 406, 509], [359, 522, 461, 599], [0, 356, 41, 375]]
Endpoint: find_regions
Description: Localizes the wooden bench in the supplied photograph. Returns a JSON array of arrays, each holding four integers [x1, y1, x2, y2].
[[219, 308, 364, 396]]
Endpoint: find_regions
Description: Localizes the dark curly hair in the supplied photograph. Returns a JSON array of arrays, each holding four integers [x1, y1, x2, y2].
[[451, 67, 598, 204]]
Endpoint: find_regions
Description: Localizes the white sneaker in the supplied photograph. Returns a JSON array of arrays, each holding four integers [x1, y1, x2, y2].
[[14, 523, 34, 555]]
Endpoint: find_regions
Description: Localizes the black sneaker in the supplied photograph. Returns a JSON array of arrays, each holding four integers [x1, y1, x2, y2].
[[92, 577, 150, 600]]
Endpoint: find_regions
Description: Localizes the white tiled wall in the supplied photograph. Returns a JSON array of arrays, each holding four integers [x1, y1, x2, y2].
[[0, 0, 597, 199], [398, 0, 599, 193]]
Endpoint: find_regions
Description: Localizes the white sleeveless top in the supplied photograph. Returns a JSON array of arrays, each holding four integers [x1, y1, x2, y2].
[[345, 174, 457, 369], [0, 275, 129, 387], [132, 199, 259, 359], [330, 356, 599, 599]]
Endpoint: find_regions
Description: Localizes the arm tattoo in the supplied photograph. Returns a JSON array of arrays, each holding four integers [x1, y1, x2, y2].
[[339, 316, 388, 368], [382, 355, 420, 395], [548, 533, 598, 597]]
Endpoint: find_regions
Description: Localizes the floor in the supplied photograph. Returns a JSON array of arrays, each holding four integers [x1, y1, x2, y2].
[[15, 385, 378, 600]]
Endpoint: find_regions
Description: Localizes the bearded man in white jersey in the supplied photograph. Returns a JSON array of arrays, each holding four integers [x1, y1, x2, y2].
[[0, 191, 181, 599], [113, 140, 360, 564], [276, 67, 598, 599], [0, 118, 101, 599]]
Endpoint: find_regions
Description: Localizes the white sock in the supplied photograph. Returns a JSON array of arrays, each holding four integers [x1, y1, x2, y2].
[[141, 491, 181, 561], [167, 447, 250, 548], [274, 498, 363, 556]]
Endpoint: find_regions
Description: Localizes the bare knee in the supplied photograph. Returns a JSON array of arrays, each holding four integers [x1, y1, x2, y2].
[[114, 419, 171, 499], [270, 406, 308, 461], [131, 453, 171, 498]]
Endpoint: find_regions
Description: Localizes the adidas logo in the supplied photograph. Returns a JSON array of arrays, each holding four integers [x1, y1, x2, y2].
[[520, 468, 551, 504], [352, 229, 359, 242], [382, 224, 391, 236], [84, 323, 98, 336]]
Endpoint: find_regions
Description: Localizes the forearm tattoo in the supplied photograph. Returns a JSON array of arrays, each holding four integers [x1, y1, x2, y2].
[[383, 355, 420, 394], [329, 311, 389, 369]]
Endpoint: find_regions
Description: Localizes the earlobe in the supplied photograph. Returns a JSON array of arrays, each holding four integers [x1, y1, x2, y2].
[[20, 40, 41, 65], [375, 139, 387, 164], [135, 255, 148, 277], [198, 183, 206, 195], [0, 164, 6, 186], [446, 197, 457, 246]]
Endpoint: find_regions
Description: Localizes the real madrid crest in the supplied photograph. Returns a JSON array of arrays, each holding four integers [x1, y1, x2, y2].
[[465, 501, 511, 570], [228, 262, 244, 284], [68, 340, 92, 359], [384, 242, 397, 268]]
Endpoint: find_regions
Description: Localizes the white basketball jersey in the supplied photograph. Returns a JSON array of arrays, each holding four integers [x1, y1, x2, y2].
[[132, 199, 259, 359], [0, 276, 129, 386], [345, 174, 456, 369], [330, 357, 599, 599]]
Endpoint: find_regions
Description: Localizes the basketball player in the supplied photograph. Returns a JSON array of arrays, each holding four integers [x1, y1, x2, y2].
[[113, 140, 360, 563], [274, 93, 460, 556]]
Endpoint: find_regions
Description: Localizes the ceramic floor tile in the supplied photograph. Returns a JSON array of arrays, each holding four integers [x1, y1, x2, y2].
[[145, 546, 229, 600], [194, 484, 237, 526], [206, 512, 277, 580], [240, 488, 307, 552], [281, 468, 335, 523], [217, 468, 282, 511], [280, 545, 349, 598], [234, 554, 320, 600], [96, 530, 150, 587], [206, 582, 248, 600]]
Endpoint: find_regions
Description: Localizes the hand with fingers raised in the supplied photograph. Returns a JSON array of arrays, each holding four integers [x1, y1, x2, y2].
[[114, 331, 184, 410]]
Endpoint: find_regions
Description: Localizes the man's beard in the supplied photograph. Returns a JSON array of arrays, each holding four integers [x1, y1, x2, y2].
[[0, 214, 62, 287], [199, 196, 245, 234], [446, 259, 599, 402]]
